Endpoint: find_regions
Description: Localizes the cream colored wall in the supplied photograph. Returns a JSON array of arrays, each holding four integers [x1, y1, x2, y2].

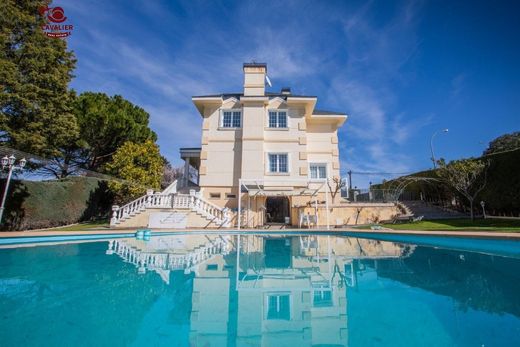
[[243, 66, 266, 96], [306, 121, 340, 179], [114, 208, 223, 229], [241, 100, 268, 180], [199, 101, 342, 190], [199, 102, 242, 187], [291, 203, 399, 226]]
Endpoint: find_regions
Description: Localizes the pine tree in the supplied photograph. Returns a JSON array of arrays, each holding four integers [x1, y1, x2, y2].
[[0, 0, 78, 157]]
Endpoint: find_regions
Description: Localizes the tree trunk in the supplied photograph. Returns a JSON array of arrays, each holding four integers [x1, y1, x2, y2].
[[469, 199, 474, 221]]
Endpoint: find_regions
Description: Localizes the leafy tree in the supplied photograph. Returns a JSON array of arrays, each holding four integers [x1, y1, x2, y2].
[[484, 131, 520, 156], [40, 92, 158, 178], [0, 0, 78, 156], [438, 159, 489, 220], [73, 92, 157, 170], [105, 140, 164, 204]]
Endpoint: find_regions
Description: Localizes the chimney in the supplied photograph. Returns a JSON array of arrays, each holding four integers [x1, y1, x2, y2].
[[281, 87, 291, 95], [243, 62, 267, 96]]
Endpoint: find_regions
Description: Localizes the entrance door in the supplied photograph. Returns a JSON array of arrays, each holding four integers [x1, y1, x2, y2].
[[265, 197, 290, 223]]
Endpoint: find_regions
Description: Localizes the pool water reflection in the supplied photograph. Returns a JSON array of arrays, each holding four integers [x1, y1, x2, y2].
[[1, 234, 519, 346]]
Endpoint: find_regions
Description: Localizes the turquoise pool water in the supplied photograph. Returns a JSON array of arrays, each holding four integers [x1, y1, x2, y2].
[[0, 233, 519, 346]]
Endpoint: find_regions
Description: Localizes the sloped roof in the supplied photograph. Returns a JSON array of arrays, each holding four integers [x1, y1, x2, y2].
[[192, 92, 317, 99], [313, 109, 347, 116]]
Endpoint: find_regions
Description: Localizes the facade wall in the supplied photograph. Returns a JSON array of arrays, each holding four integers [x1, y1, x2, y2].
[[291, 203, 399, 227], [115, 208, 223, 229], [196, 66, 345, 213]]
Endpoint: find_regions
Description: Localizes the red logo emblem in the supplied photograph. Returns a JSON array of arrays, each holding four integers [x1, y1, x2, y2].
[[39, 5, 73, 38], [40, 6, 67, 23]]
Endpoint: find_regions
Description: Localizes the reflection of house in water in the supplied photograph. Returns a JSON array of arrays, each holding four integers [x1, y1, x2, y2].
[[106, 235, 412, 346]]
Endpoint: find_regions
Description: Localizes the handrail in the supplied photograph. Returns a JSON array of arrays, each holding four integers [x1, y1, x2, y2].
[[110, 191, 231, 227], [107, 237, 231, 273]]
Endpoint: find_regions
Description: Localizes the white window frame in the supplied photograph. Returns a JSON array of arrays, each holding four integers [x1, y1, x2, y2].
[[265, 293, 292, 320], [220, 109, 242, 129], [267, 153, 290, 174], [309, 162, 328, 180], [267, 109, 289, 129]]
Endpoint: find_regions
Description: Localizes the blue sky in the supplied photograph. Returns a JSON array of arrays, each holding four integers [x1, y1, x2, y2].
[[61, 0, 520, 187]]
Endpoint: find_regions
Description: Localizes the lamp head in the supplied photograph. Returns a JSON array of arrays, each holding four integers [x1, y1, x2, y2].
[[8, 155, 15, 166], [1, 156, 8, 168], [19, 158, 27, 169]]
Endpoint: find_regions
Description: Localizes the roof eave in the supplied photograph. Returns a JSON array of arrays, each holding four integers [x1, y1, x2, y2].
[[192, 96, 223, 116]]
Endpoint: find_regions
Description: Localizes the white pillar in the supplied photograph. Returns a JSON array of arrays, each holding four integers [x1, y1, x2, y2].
[[184, 157, 190, 187], [238, 179, 242, 230], [325, 179, 330, 230]]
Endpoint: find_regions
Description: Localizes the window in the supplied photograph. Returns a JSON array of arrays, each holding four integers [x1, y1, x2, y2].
[[221, 110, 241, 128], [225, 193, 236, 199], [310, 163, 327, 179], [268, 154, 288, 173], [209, 192, 221, 199], [266, 294, 290, 320], [268, 110, 288, 128], [313, 289, 333, 307], [206, 264, 218, 271]]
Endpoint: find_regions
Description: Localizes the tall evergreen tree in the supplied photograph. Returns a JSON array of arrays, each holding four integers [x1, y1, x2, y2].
[[73, 92, 158, 171], [0, 0, 78, 156]]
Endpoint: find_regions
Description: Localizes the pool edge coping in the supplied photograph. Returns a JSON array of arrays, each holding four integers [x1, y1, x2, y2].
[[1, 228, 519, 240]]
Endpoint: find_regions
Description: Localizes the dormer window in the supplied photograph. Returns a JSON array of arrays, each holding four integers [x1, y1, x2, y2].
[[221, 110, 241, 128], [268, 110, 288, 128]]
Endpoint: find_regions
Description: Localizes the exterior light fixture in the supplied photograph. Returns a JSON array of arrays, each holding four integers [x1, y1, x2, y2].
[[0, 155, 27, 224]]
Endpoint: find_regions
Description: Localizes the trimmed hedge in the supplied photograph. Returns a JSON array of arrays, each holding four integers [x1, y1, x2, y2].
[[1, 176, 113, 231]]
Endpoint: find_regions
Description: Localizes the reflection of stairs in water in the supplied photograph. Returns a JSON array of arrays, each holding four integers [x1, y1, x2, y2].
[[107, 236, 231, 274]]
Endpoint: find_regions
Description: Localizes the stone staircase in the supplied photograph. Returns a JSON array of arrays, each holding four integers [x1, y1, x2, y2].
[[399, 200, 467, 219], [110, 184, 231, 228]]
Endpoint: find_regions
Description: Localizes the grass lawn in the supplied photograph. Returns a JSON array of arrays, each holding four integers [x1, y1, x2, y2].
[[42, 220, 110, 232], [367, 218, 520, 232]]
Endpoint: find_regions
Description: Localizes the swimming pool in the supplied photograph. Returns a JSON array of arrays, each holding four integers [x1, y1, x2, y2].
[[0, 232, 519, 346]]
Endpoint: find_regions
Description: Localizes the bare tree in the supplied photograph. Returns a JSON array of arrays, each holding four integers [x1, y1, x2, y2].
[[438, 159, 489, 221], [327, 176, 346, 201], [161, 162, 183, 189]]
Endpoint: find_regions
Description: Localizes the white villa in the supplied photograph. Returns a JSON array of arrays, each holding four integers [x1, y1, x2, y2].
[[110, 63, 399, 229]]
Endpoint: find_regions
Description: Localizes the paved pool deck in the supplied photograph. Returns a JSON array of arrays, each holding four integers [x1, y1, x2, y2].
[[1, 227, 519, 239]]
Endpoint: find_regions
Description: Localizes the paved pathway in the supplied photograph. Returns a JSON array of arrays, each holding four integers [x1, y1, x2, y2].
[[1, 227, 519, 239]]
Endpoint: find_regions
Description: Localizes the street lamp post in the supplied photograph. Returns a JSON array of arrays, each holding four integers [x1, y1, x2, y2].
[[0, 155, 26, 225], [430, 128, 449, 169]]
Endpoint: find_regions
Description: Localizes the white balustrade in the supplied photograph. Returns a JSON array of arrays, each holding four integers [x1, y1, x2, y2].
[[110, 191, 232, 227], [108, 237, 231, 274]]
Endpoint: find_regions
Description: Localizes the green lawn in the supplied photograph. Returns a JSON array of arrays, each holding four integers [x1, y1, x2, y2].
[[42, 220, 110, 231], [371, 218, 520, 232]]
